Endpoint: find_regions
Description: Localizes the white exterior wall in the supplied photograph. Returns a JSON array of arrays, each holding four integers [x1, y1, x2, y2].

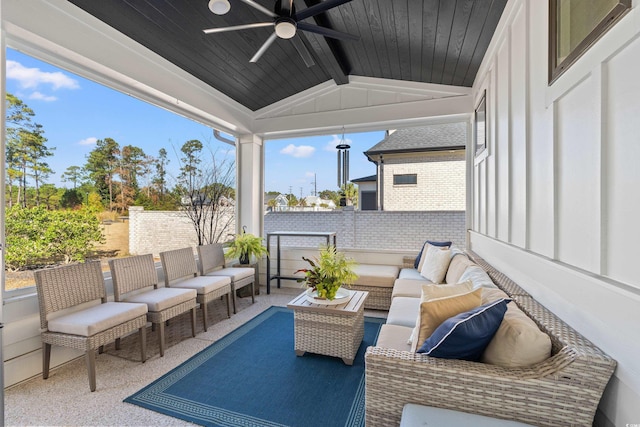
[[382, 151, 466, 211], [470, 2, 640, 426]]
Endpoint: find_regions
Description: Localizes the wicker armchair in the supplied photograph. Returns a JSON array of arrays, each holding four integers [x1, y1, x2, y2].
[[109, 254, 197, 357], [159, 247, 232, 332], [364, 253, 617, 427], [34, 261, 148, 392], [197, 243, 255, 314]]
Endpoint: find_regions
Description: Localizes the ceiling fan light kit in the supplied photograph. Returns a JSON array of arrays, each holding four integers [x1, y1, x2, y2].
[[208, 0, 230, 15], [275, 18, 297, 39]]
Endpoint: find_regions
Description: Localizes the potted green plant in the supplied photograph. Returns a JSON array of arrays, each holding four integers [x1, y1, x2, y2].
[[225, 232, 268, 265], [295, 245, 357, 300]]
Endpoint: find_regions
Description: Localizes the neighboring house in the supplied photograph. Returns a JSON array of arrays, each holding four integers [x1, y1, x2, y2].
[[304, 195, 336, 210], [358, 123, 466, 211]]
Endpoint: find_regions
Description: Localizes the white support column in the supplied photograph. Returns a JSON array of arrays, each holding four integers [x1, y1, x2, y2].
[[1, 0, 7, 421], [236, 134, 264, 236]]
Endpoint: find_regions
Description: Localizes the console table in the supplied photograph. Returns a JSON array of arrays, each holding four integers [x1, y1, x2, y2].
[[265, 231, 337, 294]]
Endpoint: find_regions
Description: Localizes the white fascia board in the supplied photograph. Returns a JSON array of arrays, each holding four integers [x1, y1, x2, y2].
[[348, 75, 472, 96], [4, 0, 253, 135], [253, 95, 473, 139]]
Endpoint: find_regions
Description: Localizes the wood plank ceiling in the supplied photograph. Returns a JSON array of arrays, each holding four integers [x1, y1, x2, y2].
[[66, 0, 507, 112]]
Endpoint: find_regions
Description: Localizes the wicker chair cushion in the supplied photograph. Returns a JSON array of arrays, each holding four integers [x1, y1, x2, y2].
[[172, 275, 231, 294], [123, 287, 196, 312], [376, 325, 413, 351], [412, 289, 482, 352], [458, 265, 496, 289], [398, 268, 426, 281], [400, 404, 535, 427], [419, 245, 451, 284], [352, 264, 399, 287], [47, 302, 147, 336], [386, 297, 421, 327], [445, 254, 475, 284], [392, 279, 426, 299], [417, 298, 509, 361], [481, 300, 552, 367], [207, 267, 254, 281]]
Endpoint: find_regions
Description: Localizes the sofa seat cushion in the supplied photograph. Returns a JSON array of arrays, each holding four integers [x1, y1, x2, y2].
[[376, 324, 412, 351], [48, 302, 147, 336], [123, 287, 197, 312], [400, 404, 535, 427], [206, 267, 254, 281], [392, 279, 428, 298], [386, 297, 421, 327], [398, 268, 427, 281], [173, 275, 231, 294], [352, 264, 399, 287]]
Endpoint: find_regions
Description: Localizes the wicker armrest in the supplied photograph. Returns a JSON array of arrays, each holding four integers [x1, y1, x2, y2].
[[365, 345, 614, 427], [402, 255, 416, 269]]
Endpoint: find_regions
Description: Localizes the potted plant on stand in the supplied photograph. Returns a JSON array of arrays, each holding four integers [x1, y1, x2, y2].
[[296, 245, 357, 301], [225, 232, 268, 296]]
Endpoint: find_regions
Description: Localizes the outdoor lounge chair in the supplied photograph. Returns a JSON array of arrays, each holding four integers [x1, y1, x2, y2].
[[109, 254, 198, 357], [197, 243, 255, 314], [34, 261, 148, 392], [159, 247, 232, 332]]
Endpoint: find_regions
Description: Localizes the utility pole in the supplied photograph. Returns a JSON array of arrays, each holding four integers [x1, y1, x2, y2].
[[311, 173, 317, 196]]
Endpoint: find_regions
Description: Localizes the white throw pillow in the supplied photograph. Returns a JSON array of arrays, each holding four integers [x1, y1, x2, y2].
[[458, 265, 496, 289], [419, 244, 451, 284]]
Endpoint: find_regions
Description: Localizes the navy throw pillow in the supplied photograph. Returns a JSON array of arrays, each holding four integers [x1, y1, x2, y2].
[[413, 240, 453, 269], [417, 298, 510, 361]]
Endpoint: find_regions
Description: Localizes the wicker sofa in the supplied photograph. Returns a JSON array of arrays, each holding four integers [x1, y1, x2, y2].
[[365, 250, 617, 427]]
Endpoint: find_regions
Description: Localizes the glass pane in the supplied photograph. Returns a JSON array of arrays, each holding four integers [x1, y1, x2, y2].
[[556, 0, 619, 63]]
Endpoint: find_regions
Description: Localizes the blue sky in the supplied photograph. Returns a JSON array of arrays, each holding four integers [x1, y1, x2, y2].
[[5, 48, 383, 196]]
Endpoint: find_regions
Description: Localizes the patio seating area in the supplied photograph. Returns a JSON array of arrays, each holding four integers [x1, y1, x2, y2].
[[6, 285, 384, 425]]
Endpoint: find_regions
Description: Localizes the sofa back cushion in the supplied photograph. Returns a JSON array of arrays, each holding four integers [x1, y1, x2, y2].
[[458, 264, 496, 289], [481, 288, 552, 367], [445, 254, 475, 284]]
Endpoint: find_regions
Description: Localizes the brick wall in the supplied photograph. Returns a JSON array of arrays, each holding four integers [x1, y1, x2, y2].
[[130, 206, 466, 258], [129, 206, 235, 256], [383, 151, 465, 211], [264, 209, 466, 251]]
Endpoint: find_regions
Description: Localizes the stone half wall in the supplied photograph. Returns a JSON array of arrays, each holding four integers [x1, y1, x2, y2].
[[264, 209, 466, 251]]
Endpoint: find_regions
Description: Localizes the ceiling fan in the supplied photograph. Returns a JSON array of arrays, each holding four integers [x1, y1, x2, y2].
[[203, 0, 358, 67]]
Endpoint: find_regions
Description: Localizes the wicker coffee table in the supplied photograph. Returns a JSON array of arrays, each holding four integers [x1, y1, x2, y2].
[[287, 290, 368, 365]]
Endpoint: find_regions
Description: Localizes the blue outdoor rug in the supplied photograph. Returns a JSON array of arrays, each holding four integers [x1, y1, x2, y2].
[[125, 306, 385, 427]]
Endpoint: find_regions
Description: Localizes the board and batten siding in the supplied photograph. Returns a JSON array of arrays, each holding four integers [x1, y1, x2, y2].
[[469, 1, 640, 426]]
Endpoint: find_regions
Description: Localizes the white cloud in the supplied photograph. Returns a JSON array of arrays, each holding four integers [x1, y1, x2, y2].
[[78, 137, 98, 146], [29, 91, 57, 102], [280, 144, 315, 158], [324, 134, 353, 152], [7, 60, 79, 90], [305, 171, 315, 177]]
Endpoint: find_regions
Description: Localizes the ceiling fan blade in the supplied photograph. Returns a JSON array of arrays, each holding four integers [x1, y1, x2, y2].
[[279, 0, 295, 15], [250, 32, 278, 63], [291, 35, 315, 67], [297, 22, 359, 41], [237, 0, 278, 18], [295, 0, 353, 21], [203, 22, 273, 34]]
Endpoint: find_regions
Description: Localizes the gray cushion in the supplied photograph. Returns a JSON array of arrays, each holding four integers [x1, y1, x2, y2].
[[376, 324, 412, 351], [400, 404, 535, 427], [172, 275, 231, 294], [207, 267, 254, 282], [352, 264, 399, 287], [124, 287, 196, 312], [398, 268, 427, 281], [386, 297, 420, 327], [458, 265, 497, 289], [48, 302, 147, 336], [392, 279, 426, 298]]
